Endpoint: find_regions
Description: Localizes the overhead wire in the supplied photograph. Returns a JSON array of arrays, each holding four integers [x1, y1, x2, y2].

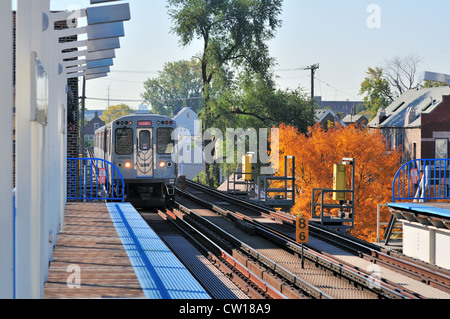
[[314, 77, 357, 100], [86, 96, 203, 103]]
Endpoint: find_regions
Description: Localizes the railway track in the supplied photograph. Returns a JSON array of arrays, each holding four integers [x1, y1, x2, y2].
[[171, 180, 450, 299]]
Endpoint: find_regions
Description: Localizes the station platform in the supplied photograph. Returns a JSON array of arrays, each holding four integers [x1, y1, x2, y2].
[[44, 202, 210, 299], [387, 202, 450, 229], [387, 202, 450, 269]]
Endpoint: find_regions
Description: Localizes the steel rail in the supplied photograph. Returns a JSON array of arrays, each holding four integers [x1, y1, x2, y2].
[[246, 214, 423, 299], [260, 210, 450, 294], [177, 185, 417, 299], [173, 201, 333, 300], [158, 208, 287, 300], [183, 179, 450, 294]]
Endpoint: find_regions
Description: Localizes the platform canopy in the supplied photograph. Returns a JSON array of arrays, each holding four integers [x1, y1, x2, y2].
[[54, 0, 131, 81]]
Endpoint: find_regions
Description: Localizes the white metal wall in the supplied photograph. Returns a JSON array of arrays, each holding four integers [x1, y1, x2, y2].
[[14, 0, 68, 299], [1, 0, 126, 299], [403, 221, 450, 269], [0, 0, 14, 300]]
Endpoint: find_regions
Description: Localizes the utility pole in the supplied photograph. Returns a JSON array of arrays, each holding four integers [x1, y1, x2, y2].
[[303, 64, 319, 103]]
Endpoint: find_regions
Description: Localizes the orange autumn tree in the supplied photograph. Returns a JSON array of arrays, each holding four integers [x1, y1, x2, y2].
[[270, 123, 401, 242]]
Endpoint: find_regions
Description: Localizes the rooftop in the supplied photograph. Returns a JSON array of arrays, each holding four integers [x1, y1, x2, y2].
[[368, 86, 450, 128]]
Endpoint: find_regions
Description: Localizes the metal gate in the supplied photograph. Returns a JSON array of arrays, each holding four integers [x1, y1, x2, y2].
[[67, 158, 125, 202]]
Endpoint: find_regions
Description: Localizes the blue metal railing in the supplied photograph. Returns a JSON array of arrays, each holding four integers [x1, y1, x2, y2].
[[12, 188, 16, 299], [67, 158, 125, 202], [392, 159, 450, 203]]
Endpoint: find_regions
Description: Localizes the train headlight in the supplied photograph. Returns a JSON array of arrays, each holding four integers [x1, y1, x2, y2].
[[167, 162, 173, 168], [117, 162, 124, 168], [159, 161, 166, 168], [124, 161, 133, 169]]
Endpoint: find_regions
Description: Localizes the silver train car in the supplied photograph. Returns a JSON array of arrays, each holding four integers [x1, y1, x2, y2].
[[94, 114, 177, 208]]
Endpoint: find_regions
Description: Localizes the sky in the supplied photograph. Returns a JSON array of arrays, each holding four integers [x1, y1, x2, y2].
[[46, 0, 450, 111]]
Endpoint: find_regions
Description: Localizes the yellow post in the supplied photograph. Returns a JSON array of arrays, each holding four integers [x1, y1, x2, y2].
[[242, 153, 253, 181], [333, 164, 346, 201]]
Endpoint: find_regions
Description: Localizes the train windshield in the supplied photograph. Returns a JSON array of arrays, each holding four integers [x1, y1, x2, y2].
[[115, 128, 133, 155], [157, 128, 174, 154]]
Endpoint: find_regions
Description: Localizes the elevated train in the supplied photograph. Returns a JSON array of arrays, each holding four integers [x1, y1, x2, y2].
[[94, 114, 178, 208]]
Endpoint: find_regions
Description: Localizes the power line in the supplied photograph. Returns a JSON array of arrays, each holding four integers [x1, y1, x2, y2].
[[87, 97, 144, 103], [112, 70, 159, 74], [86, 96, 203, 103], [314, 77, 357, 100]]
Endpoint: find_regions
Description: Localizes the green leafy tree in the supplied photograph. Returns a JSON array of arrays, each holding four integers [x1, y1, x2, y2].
[[421, 80, 448, 88], [168, 0, 284, 186], [168, 0, 283, 126], [359, 67, 393, 119], [141, 59, 204, 116], [209, 74, 316, 185], [215, 73, 316, 133], [100, 104, 135, 124]]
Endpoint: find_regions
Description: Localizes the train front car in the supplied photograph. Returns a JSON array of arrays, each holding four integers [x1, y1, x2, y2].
[[111, 114, 177, 208]]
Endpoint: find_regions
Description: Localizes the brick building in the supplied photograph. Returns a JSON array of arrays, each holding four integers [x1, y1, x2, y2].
[[368, 87, 450, 162]]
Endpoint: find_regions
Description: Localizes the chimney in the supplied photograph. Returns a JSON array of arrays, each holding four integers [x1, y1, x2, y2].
[[376, 108, 386, 127], [405, 107, 415, 126]]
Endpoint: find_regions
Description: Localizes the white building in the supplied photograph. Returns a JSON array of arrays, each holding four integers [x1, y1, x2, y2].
[[173, 107, 201, 137], [173, 108, 205, 180]]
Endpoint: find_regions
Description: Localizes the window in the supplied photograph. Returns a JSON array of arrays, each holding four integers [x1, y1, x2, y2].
[[396, 135, 404, 151], [115, 128, 133, 155], [436, 138, 448, 159], [106, 129, 111, 155], [94, 123, 99, 131], [157, 128, 174, 154], [139, 130, 151, 151]]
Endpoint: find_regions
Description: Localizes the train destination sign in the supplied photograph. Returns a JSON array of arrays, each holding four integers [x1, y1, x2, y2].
[[138, 121, 152, 127]]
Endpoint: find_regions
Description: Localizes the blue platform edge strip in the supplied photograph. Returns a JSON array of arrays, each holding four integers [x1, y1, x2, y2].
[[106, 203, 210, 299], [388, 202, 450, 219]]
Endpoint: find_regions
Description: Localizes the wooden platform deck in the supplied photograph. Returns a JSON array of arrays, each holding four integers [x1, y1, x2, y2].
[[44, 202, 145, 299]]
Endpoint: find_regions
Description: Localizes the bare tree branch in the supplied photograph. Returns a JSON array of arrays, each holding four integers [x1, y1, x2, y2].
[[383, 54, 423, 95]]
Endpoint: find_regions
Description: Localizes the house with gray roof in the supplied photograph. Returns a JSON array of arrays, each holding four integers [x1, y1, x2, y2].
[[84, 111, 105, 147], [342, 114, 369, 127], [315, 108, 346, 129], [368, 87, 450, 162]]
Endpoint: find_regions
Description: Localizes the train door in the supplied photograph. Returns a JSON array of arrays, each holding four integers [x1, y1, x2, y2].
[[136, 128, 154, 177]]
